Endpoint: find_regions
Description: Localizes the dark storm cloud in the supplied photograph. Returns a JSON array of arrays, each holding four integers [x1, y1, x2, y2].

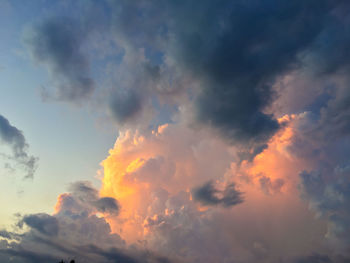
[[168, 0, 337, 146], [107, 0, 349, 153], [25, 17, 94, 101], [0, 114, 38, 178], [106, 59, 165, 124], [24, 0, 350, 154], [193, 181, 243, 207], [109, 88, 143, 124], [304, 2, 350, 75]]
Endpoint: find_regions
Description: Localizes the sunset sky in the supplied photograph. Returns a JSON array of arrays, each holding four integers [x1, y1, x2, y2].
[[1, 1, 350, 262]]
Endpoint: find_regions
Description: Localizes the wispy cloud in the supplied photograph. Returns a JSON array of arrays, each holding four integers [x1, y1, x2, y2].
[[0, 114, 38, 179]]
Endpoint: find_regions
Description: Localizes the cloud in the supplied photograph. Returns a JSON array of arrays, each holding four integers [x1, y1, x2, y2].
[[25, 17, 94, 102], [294, 254, 332, 263], [23, 0, 350, 157], [259, 176, 285, 195], [0, 181, 170, 263], [56, 181, 120, 216], [99, 123, 333, 262], [300, 166, 350, 254], [107, 0, 350, 154], [20, 213, 59, 236], [105, 0, 347, 152], [109, 87, 143, 124], [272, 87, 350, 256], [192, 181, 244, 207], [16, 1, 350, 262], [0, 114, 38, 179]]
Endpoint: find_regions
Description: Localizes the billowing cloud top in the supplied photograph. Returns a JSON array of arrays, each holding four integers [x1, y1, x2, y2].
[[0, 181, 170, 263]]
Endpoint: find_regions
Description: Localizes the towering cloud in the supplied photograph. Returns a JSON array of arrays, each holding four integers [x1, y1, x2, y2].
[[98, 122, 339, 262], [0, 114, 38, 179], [14, 0, 350, 262]]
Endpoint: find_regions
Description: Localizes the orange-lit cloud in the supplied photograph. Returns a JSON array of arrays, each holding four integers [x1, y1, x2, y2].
[[99, 118, 328, 261]]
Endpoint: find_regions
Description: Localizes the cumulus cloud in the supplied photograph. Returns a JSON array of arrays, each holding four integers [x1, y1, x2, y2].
[[17, 1, 350, 262], [265, 79, 350, 257], [300, 166, 350, 254], [0, 181, 170, 263], [99, 123, 336, 263], [0, 114, 38, 179], [271, 78, 350, 256]]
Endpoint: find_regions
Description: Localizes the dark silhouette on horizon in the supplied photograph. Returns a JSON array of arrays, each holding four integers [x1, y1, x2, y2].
[[58, 260, 75, 263]]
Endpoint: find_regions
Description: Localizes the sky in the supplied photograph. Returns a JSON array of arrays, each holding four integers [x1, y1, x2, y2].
[[0, 0, 350, 262]]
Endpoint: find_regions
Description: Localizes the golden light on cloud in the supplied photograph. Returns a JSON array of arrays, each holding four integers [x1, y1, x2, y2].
[[99, 116, 320, 245], [54, 193, 68, 214]]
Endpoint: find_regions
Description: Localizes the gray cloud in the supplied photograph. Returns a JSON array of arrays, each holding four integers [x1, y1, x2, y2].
[[106, 0, 350, 156], [17, 1, 350, 261], [0, 225, 169, 263], [0, 114, 38, 179], [0, 181, 171, 263], [0, 230, 21, 241], [106, 55, 165, 125], [25, 17, 94, 102], [259, 176, 285, 195], [24, 0, 350, 159], [193, 181, 244, 207], [283, 86, 350, 255], [109, 87, 143, 124], [294, 254, 332, 263], [300, 166, 350, 253], [1, 245, 59, 263], [20, 214, 59, 236], [67, 181, 119, 215], [167, 0, 350, 155]]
